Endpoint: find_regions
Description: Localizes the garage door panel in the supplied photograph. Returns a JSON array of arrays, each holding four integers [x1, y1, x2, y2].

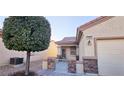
[[97, 39, 124, 76], [98, 50, 124, 55]]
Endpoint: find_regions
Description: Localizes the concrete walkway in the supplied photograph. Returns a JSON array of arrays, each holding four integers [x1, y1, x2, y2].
[[37, 70, 83, 76], [55, 62, 68, 73]]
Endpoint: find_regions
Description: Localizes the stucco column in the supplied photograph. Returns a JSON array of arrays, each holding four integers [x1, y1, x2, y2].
[[76, 61, 84, 74], [42, 60, 48, 70], [76, 45, 79, 56], [57, 46, 61, 55]]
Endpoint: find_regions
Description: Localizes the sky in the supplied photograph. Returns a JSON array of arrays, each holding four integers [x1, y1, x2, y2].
[[0, 16, 98, 41]]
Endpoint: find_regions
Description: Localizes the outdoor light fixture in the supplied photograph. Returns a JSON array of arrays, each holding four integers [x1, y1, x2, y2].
[[87, 40, 92, 46], [86, 36, 92, 46]]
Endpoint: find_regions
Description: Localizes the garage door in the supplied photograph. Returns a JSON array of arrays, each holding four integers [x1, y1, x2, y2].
[[97, 39, 124, 76]]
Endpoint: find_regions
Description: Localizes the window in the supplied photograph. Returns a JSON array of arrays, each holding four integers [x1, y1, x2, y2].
[[70, 47, 76, 55]]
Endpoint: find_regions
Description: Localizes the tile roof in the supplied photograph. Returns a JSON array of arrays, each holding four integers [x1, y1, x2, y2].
[[56, 37, 77, 45]]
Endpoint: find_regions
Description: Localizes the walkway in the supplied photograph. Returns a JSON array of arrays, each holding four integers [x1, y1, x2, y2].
[[38, 70, 83, 76]]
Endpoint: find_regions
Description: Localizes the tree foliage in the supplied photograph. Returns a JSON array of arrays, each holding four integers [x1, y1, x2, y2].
[[2, 16, 51, 52]]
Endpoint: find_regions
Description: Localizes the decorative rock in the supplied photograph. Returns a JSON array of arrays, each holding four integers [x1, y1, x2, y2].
[[68, 60, 76, 73], [83, 56, 98, 74], [47, 57, 56, 70]]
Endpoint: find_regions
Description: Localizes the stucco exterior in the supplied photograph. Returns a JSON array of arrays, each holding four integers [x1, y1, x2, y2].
[[56, 37, 78, 60], [0, 38, 24, 66], [78, 16, 124, 61], [47, 40, 58, 58], [57, 45, 77, 60], [65, 46, 76, 60]]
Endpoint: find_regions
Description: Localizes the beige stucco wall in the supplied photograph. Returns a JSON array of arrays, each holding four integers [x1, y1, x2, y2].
[[0, 38, 26, 66], [79, 16, 124, 61], [0, 38, 57, 66], [66, 47, 76, 60], [79, 36, 85, 61]]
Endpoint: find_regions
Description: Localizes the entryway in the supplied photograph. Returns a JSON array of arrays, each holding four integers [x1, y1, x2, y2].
[[61, 48, 66, 59]]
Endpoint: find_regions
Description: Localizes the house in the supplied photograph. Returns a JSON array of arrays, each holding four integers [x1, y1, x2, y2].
[[47, 40, 58, 58], [56, 16, 124, 75], [0, 31, 57, 66], [76, 16, 124, 75], [56, 37, 79, 60]]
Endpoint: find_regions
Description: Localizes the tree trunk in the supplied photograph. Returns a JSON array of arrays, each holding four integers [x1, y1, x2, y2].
[[25, 51, 31, 76]]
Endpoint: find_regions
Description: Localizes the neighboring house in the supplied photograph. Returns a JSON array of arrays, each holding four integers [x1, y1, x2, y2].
[[0, 31, 57, 66], [56, 37, 79, 60], [76, 16, 124, 75], [47, 40, 58, 58]]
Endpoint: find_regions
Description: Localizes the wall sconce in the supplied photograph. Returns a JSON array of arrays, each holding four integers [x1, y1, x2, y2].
[[86, 36, 92, 46], [88, 40, 92, 46]]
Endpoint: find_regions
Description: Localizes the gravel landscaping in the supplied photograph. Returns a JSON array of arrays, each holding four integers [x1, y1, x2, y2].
[[0, 61, 42, 76]]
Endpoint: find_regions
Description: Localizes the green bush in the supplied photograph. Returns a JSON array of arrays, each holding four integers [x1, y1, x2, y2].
[[2, 16, 51, 52], [2, 16, 51, 75]]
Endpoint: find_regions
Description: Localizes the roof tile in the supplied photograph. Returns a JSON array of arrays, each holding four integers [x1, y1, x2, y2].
[[56, 37, 77, 45]]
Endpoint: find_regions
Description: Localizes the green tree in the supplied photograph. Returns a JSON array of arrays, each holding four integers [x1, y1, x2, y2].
[[2, 16, 51, 75]]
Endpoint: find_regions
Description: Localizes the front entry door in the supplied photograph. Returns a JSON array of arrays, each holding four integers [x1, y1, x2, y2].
[[62, 48, 66, 59]]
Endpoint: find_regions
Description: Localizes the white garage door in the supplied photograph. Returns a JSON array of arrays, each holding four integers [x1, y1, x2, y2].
[[97, 39, 124, 76]]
